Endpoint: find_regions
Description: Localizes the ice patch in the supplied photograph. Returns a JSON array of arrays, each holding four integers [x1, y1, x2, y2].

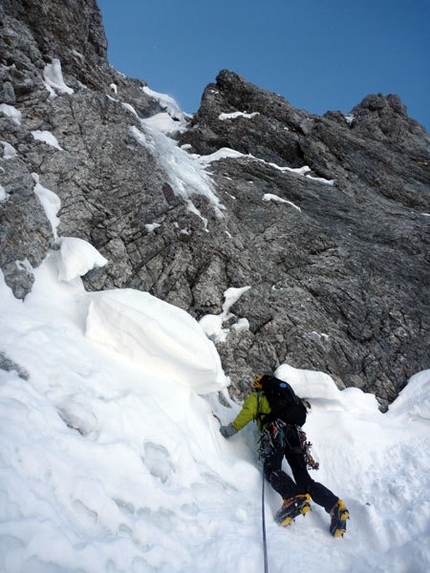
[[31, 130, 63, 150], [262, 192, 301, 212], [142, 85, 187, 123], [145, 223, 161, 232], [197, 147, 245, 165], [199, 286, 251, 343], [197, 146, 335, 185], [57, 237, 108, 282], [112, 89, 222, 226], [129, 125, 224, 226], [1, 140, 18, 158], [219, 111, 260, 120], [0, 103, 21, 126], [0, 184, 8, 201], [141, 86, 190, 133], [43, 59, 74, 97], [32, 173, 61, 240], [121, 101, 139, 119], [232, 317, 250, 333], [142, 112, 187, 135], [109, 87, 224, 227]]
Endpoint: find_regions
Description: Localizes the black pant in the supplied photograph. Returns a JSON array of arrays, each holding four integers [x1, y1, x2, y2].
[[263, 425, 338, 513]]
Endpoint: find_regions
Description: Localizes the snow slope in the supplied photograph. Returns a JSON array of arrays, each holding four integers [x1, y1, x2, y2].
[[0, 239, 429, 573]]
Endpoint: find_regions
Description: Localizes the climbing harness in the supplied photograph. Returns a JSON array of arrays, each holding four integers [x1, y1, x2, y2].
[[258, 419, 298, 459], [258, 420, 319, 470]]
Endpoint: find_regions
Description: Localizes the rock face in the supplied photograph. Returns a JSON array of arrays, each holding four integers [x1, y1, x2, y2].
[[1, 0, 429, 407]]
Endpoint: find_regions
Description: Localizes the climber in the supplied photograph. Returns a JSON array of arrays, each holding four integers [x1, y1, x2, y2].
[[219, 374, 350, 536]]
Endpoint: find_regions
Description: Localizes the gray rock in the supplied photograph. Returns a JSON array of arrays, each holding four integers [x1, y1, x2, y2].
[[0, 150, 53, 297], [0, 351, 30, 380]]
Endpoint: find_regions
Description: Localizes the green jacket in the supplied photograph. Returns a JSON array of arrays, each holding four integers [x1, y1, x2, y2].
[[232, 391, 271, 432]]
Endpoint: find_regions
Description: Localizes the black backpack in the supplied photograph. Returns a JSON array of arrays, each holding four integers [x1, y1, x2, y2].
[[257, 375, 308, 427]]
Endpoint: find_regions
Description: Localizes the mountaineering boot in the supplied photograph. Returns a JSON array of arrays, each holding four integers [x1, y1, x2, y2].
[[275, 493, 311, 526], [330, 499, 349, 537]]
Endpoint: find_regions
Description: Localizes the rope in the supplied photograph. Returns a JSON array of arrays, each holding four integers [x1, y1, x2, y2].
[[261, 466, 269, 573], [214, 409, 269, 570]]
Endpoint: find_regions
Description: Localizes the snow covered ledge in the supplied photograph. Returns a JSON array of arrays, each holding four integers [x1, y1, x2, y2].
[[85, 288, 227, 394], [52, 236, 226, 393], [57, 237, 108, 281]]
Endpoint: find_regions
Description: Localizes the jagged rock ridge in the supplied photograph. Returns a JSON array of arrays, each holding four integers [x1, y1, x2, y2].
[[1, 0, 429, 407]]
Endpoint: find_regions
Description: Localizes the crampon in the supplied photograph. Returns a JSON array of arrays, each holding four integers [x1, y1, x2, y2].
[[275, 493, 311, 527]]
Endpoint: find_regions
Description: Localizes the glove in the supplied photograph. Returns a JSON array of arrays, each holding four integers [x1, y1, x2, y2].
[[220, 423, 238, 439]]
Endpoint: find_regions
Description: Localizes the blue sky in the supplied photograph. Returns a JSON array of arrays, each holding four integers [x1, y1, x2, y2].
[[98, 0, 430, 132]]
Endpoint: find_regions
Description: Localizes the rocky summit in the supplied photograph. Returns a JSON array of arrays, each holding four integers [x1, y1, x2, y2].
[[1, 0, 429, 408]]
